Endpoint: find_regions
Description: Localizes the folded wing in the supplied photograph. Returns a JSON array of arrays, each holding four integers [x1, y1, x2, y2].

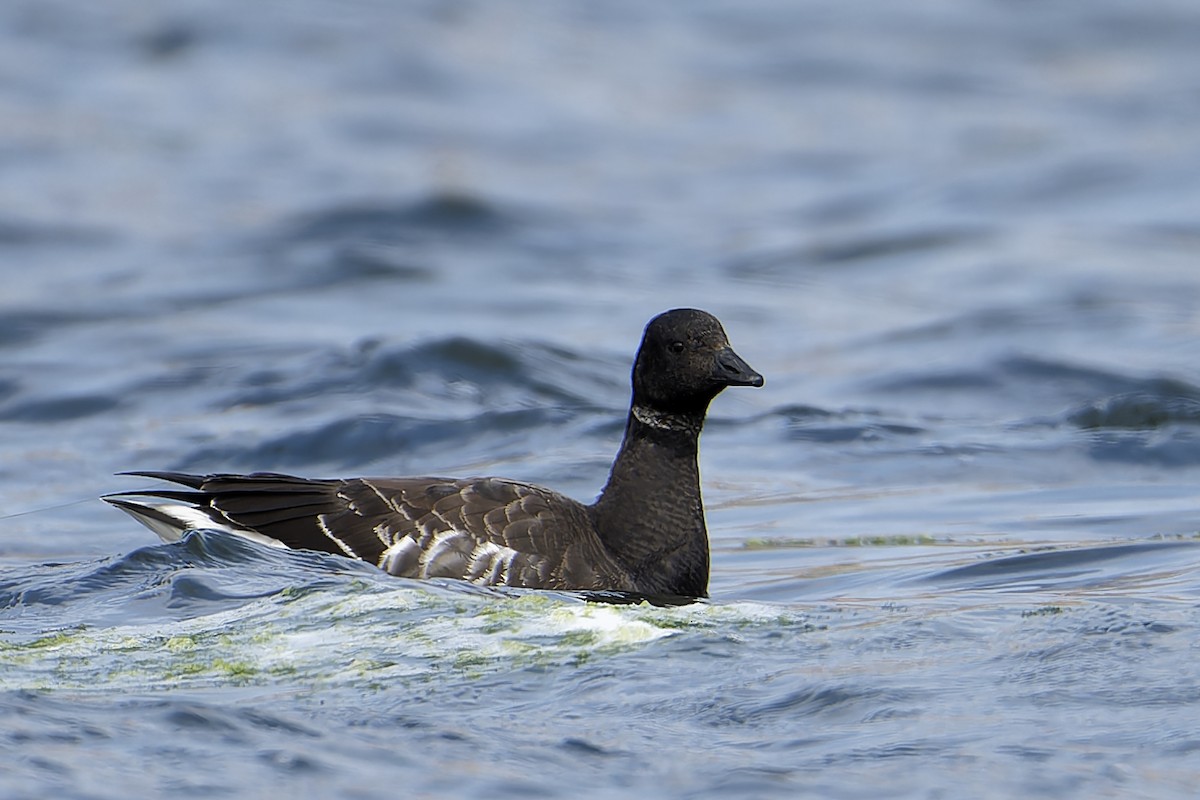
[[108, 471, 630, 590]]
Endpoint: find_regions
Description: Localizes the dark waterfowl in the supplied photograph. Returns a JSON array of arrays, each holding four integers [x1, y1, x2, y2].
[[105, 308, 763, 598]]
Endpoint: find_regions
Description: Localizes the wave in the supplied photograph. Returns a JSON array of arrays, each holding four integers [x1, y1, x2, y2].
[[176, 408, 578, 471], [0, 530, 798, 694], [215, 336, 621, 411], [919, 540, 1200, 595]]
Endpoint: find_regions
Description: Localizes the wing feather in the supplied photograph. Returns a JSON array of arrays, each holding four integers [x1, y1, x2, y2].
[[111, 471, 632, 590]]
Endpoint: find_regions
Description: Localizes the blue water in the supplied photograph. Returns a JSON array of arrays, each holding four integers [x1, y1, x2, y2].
[[4, 1, 1200, 797]]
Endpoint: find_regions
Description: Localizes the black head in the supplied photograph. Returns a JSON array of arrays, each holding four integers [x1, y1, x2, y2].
[[631, 308, 764, 414]]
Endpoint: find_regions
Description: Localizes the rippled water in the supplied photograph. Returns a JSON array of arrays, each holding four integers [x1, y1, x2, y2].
[[4, 1, 1200, 797]]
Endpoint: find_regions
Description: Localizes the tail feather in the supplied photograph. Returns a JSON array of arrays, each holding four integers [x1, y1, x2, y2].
[[117, 470, 208, 489], [120, 471, 328, 494], [104, 495, 290, 549], [104, 471, 339, 553], [104, 496, 225, 542], [105, 488, 207, 504]]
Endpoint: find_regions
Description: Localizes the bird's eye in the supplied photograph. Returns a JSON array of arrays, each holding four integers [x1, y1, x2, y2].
[[669, 341, 685, 354]]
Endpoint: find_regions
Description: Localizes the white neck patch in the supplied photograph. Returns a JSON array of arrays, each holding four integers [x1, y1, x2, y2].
[[632, 405, 701, 434]]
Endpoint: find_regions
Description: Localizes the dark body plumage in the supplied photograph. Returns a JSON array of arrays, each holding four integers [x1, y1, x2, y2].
[[106, 309, 763, 598]]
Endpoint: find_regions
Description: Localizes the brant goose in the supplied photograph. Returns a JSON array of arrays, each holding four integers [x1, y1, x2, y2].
[[105, 309, 763, 598]]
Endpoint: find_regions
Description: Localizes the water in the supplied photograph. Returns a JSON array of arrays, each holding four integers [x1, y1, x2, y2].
[[4, 0, 1200, 796]]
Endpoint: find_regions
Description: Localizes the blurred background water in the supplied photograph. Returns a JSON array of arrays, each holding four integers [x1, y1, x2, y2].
[[3, 1, 1200, 797]]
